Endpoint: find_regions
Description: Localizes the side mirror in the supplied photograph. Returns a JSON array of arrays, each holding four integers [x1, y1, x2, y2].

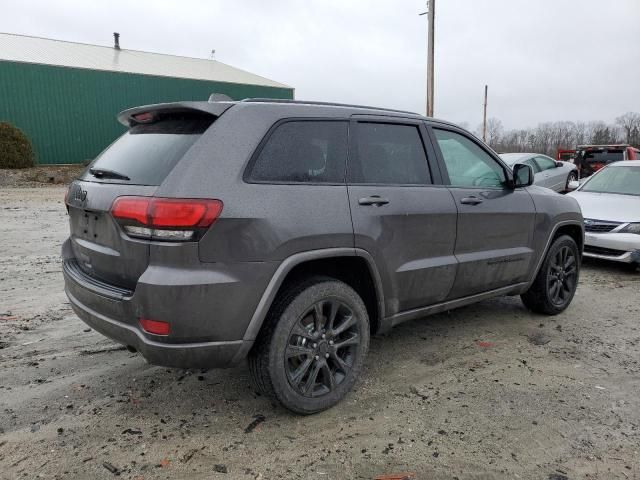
[[513, 163, 534, 188], [556, 161, 563, 168], [567, 180, 580, 191]]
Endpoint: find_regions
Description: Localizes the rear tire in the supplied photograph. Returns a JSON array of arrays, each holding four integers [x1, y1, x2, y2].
[[565, 171, 578, 191], [521, 235, 580, 315], [248, 277, 370, 414]]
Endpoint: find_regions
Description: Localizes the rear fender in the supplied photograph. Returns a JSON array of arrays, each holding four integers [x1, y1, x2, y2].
[[230, 247, 385, 363]]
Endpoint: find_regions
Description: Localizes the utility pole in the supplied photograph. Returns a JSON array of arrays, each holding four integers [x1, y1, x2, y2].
[[482, 84, 488, 142], [426, 0, 435, 117], [420, 0, 435, 117]]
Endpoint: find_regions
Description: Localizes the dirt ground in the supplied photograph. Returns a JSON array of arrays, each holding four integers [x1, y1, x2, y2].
[[0, 165, 84, 188], [1, 186, 639, 480]]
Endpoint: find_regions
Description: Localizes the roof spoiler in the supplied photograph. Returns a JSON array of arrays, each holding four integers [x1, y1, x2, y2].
[[118, 101, 233, 126]]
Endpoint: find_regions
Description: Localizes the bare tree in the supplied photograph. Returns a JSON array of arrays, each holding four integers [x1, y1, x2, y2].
[[586, 121, 619, 144], [480, 113, 638, 157], [478, 118, 503, 147], [572, 122, 587, 146], [615, 112, 640, 144]]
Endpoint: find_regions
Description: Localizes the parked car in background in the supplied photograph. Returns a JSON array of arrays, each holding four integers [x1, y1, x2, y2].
[[574, 144, 640, 177], [557, 149, 576, 163], [567, 161, 640, 268], [499, 153, 578, 192], [62, 98, 584, 414]]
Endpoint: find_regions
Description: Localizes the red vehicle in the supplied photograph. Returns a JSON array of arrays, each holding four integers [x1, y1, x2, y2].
[[557, 149, 576, 163], [574, 144, 640, 177]]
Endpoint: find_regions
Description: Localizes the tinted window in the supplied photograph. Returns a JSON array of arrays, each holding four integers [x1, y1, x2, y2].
[[349, 123, 430, 185], [82, 113, 213, 186], [582, 149, 624, 164], [249, 121, 348, 183], [433, 129, 506, 187], [535, 156, 557, 171]]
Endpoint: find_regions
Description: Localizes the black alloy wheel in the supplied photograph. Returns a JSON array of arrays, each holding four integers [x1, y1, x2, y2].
[[285, 298, 360, 397], [546, 245, 578, 307], [248, 277, 370, 414], [521, 234, 580, 315]]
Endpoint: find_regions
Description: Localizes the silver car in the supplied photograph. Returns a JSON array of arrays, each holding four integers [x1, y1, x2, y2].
[[567, 160, 640, 266], [500, 153, 578, 192]]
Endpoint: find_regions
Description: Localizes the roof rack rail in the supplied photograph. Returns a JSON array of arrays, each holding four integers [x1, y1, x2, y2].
[[240, 98, 421, 116]]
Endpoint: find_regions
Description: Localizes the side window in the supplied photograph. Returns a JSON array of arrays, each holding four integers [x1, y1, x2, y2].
[[433, 128, 506, 188], [349, 123, 431, 185], [524, 158, 541, 173], [535, 156, 557, 171], [248, 121, 348, 183]]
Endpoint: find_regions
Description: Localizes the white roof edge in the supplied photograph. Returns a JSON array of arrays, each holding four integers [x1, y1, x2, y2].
[[0, 31, 292, 89]]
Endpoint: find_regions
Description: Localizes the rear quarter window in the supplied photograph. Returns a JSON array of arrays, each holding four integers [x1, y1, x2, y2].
[[82, 112, 214, 186], [246, 120, 348, 184]]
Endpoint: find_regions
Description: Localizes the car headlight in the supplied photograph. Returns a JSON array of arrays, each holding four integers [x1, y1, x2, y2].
[[620, 222, 640, 234]]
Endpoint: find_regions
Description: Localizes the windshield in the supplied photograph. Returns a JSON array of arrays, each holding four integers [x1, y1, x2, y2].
[[81, 113, 214, 185], [580, 165, 640, 196]]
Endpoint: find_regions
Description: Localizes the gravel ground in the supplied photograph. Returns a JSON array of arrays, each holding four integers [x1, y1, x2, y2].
[[0, 187, 639, 480]]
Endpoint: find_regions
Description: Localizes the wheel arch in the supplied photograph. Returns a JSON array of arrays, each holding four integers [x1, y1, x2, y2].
[[240, 248, 385, 348], [555, 223, 584, 253], [527, 220, 584, 289]]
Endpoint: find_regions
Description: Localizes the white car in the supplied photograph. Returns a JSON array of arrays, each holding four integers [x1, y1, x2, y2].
[[567, 160, 640, 266], [500, 153, 578, 192]]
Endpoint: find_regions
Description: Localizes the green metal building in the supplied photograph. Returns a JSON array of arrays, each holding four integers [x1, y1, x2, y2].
[[0, 32, 294, 164]]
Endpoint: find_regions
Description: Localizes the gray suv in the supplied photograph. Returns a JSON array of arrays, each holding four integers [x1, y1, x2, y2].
[[63, 99, 584, 414]]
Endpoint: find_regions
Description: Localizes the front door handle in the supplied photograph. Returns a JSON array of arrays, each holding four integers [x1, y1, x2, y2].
[[460, 196, 483, 205], [358, 195, 390, 206]]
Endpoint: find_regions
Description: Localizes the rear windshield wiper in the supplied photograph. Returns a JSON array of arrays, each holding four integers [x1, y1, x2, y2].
[[89, 167, 131, 181]]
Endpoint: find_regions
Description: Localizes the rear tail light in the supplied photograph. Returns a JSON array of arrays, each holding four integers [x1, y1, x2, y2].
[[111, 196, 223, 241], [140, 318, 170, 335]]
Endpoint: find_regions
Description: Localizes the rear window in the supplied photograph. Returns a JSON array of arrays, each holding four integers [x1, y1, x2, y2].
[[247, 121, 348, 184], [582, 149, 624, 164], [82, 112, 214, 185]]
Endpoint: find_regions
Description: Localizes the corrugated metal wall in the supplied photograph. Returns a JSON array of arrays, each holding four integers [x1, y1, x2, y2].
[[0, 61, 293, 164]]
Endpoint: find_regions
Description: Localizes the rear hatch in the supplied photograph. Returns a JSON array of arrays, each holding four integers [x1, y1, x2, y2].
[[65, 108, 219, 290], [583, 147, 624, 171]]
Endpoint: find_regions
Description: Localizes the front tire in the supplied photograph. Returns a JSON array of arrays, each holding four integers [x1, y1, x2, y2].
[[521, 235, 580, 314], [248, 277, 370, 414]]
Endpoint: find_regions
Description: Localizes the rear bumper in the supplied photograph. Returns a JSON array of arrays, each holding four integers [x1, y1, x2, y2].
[[66, 286, 245, 368], [583, 232, 640, 264], [62, 238, 277, 368]]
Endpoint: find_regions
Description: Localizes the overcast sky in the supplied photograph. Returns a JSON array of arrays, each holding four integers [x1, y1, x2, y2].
[[2, 0, 638, 129]]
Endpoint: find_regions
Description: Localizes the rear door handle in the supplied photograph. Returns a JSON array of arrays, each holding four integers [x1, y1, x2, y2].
[[460, 196, 483, 205], [358, 195, 390, 206]]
